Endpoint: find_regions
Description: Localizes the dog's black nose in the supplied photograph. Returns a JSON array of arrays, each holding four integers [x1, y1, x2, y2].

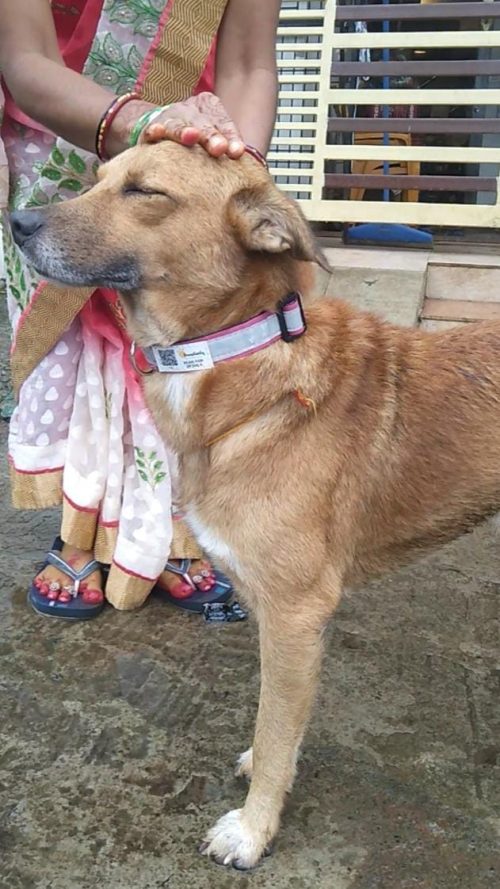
[[10, 209, 45, 246]]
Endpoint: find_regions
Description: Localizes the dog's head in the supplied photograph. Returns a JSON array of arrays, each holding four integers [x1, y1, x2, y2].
[[10, 142, 327, 343]]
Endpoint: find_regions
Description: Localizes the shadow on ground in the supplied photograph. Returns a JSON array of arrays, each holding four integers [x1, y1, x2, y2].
[[0, 300, 498, 889]]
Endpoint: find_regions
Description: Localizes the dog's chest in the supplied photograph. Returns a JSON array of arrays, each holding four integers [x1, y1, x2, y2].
[[160, 375, 242, 575], [163, 374, 196, 417], [184, 504, 242, 576]]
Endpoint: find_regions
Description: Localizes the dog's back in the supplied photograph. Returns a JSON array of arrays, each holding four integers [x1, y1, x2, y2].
[[303, 302, 500, 584]]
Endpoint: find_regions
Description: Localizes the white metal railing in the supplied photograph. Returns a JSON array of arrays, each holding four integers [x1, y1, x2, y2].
[[270, 0, 500, 228]]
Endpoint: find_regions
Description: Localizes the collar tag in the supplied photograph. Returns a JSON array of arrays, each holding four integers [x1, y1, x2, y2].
[[151, 340, 214, 373]]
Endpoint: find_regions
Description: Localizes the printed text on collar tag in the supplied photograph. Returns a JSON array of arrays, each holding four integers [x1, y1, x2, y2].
[[152, 341, 214, 373]]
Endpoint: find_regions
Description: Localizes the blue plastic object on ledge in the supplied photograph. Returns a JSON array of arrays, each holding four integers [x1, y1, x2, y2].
[[345, 223, 433, 247]]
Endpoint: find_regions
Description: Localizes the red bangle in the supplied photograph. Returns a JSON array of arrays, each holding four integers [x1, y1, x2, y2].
[[95, 92, 140, 161], [244, 144, 268, 171]]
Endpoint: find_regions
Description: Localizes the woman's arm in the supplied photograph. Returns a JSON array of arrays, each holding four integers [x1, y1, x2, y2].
[[0, 0, 149, 152], [215, 0, 281, 155], [143, 0, 281, 158], [0, 0, 281, 158]]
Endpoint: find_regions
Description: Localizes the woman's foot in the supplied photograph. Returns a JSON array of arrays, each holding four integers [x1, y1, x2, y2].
[[156, 558, 233, 613], [34, 543, 103, 603], [159, 559, 216, 599], [29, 538, 105, 619]]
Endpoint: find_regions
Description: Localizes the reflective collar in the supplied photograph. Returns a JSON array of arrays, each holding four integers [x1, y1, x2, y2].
[[130, 292, 307, 375]]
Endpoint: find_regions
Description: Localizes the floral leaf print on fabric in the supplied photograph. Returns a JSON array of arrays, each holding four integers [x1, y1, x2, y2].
[[68, 150, 87, 175], [108, 0, 163, 38], [1, 220, 39, 315], [10, 173, 34, 210], [103, 32, 124, 65], [42, 167, 62, 181], [59, 178, 84, 192], [127, 45, 143, 74], [30, 187, 50, 205], [87, 32, 143, 92], [52, 146, 66, 167], [134, 447, 167, 490], [26, 145, 96, 208]]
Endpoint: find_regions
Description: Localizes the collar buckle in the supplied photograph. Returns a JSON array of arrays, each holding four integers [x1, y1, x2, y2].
[[276, 292, 307, 343], [130, 341, 154, 376]]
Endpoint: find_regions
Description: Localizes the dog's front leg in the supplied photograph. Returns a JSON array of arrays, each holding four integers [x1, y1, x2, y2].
[[201, 595, 336, 870]]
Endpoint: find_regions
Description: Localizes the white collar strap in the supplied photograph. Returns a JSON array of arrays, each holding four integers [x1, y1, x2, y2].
[[133, 292, 306, 375]]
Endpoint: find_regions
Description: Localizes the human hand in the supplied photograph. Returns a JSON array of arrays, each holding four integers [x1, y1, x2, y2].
[[140, 92, 245, 158]]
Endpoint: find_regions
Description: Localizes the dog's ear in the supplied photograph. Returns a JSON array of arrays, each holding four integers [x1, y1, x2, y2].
[[228, 184, 331, 271]]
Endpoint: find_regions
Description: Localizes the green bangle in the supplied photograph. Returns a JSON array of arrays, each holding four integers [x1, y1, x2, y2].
[[128, 105, 171, 147]]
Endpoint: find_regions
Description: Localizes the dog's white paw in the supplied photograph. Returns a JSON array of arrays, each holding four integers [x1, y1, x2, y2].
[[200, 809, 271, 870], [235, 747, 253, 781]]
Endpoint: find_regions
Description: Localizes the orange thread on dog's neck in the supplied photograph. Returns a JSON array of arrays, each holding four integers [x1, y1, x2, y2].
[[293, 389, 317, 415]]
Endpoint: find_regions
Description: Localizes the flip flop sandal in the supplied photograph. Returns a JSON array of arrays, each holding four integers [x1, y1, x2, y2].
[[154, 558, 233, 614], [28, 536, 105, 620]]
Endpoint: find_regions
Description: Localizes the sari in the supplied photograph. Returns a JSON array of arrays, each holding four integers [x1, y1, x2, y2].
[[1, 0, 228, 609], [0, 88, 6, 210]]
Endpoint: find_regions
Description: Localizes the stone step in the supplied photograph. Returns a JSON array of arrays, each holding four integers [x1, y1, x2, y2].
[[421, 297, 500, 324], [426, 262, 500, 303], [325, 267, 425, 327]]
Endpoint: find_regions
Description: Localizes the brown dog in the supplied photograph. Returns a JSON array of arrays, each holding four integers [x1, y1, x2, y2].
[[10, 142, 500, 869]]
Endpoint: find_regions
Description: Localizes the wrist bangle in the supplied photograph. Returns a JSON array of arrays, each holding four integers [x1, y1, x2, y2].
[[244, 144, 269, 171], [128, 106, 170, 148], [96, 92, 140, 161]]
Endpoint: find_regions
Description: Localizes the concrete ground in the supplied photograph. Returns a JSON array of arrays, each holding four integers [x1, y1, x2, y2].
[[0, 254, 499, 889]]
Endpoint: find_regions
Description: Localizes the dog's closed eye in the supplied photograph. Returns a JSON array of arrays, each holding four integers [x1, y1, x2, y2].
[[122, 183, 175, 201]]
